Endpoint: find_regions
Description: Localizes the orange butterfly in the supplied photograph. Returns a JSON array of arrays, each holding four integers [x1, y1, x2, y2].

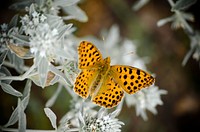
[[74, 41, 155, 108]]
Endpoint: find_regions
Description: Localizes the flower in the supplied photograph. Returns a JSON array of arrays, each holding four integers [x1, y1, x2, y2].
[[0, 23, 16, 52], [20, 10, 47, 35], [11, 0, 88, 22], [60, 97, 97, 128], [29, 23, 58, 58], [182, 31, 200, 65], [80, 108, 124, 132], [125, 86, 167, 120]]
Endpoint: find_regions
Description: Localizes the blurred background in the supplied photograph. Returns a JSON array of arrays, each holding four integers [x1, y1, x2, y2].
[[0, 0, 200, 132]]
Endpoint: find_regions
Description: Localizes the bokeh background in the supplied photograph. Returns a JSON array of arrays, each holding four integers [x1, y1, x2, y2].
[[0, 0, 200, 132]]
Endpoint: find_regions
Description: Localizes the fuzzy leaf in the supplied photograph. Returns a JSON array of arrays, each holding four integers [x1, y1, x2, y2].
[[49, 64, 71, 86], [7, 51, 25, 73], [29, 74, 40, 87], [4, 80, 30, 128], [44, 108, 57, 130], [54, 0, 80, 7], [4, 104, 19, 127], [8, 43, 33, 59], [45, 85, 62, 107], [62, 5, 88, 22], [0, 66, 12, 84], [9, 1, 32, 10], [8, 15, 18, 29], [22, 79, 32, 99], [18, 99, 27, 132], [1, 83, 22, 97], [38, 57, 49, 88], [10, 33, 29, 43], [172, 0, 197, 10], [157, 16, 175, 27], [29, 4, 36, 15], [57, 23, 73, 39], [21, 89, 30, 109], [0, 50, 8, 67]]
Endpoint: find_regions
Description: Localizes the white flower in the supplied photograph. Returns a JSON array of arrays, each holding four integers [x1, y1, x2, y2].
[[29, 23, 60, 60], [12, 0, 88, 22], [125, 86, 167, 120], [0, 23, 16, 52], [20, 11, 47, 35], [1, 23, 8, 32], [60, 97, 97, 128], [0, 23, 9, 49], [80, 108, 124, 132]]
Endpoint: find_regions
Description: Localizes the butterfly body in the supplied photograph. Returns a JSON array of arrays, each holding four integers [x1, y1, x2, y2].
[[74, 41, 155, 108], [89, 57, 111, 98]]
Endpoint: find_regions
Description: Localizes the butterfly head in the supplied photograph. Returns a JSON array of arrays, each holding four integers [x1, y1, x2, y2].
[[104, 57, 111, 64]]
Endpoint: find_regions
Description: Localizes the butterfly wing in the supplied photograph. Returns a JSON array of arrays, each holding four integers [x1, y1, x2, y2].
[[78, 41, 103, 69], [92, 76, 124, 108], [110, 65, 155, 94], [74, 69, 99, 98]]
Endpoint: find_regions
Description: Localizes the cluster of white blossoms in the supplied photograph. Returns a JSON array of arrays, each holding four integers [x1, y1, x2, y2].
[[0, 24, 10, 52], [80, 109, 124, 132], [29, 23, 59, 58], [20, 11, 47, 35]]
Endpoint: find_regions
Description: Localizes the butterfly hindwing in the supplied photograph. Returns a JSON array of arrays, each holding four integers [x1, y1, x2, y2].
[[78, 41, 103, 69], [110, 65, 155, 94], [92, 76, 124, 108], [74, 69, 99, 98]]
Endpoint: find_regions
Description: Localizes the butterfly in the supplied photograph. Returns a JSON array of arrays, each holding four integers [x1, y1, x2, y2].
[[74, 41, 155, 108]]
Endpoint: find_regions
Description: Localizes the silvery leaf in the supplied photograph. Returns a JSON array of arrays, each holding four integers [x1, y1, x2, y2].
[[1, 83, 22, 97], [157, 16, 175, 27], [132, 0, 150, 11], [172, 0, 197, 11], [21, 89, 31, 109], [45, 85, 62, 107], [57, 24, 73, 39], [0, 66, 12, 84], [29, 4, 36, 15], [4, 104, 19, 127], [0, 50, 8, 67], [62, 5, 88, 22], [44, 108, 57, 130], [8, 15, 18, 29], [49, 64, 71, 86], [18, 99, 26, 132], [38, 57, 49, 88], [10, 33, 30, 43], [54, 0, 80, 7], [9, 0, 32, 10], [7, 51, 24, 74], [182, 46, 195, 66]]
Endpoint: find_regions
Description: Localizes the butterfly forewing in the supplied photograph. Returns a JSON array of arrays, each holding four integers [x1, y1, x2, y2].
[[110, 65, 155, 94], [78, 41, 103, 69], [92, 76, 124, 108]]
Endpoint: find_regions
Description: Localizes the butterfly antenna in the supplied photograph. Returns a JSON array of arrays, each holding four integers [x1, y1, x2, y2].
[[111, 51, 136, 61], [101, 36, 109, 57], [123, 51, 135, 57]]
